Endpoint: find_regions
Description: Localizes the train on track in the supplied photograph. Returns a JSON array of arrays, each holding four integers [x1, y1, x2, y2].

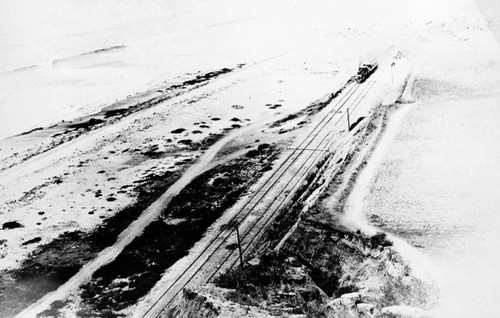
[[356, 61, 378, 83]]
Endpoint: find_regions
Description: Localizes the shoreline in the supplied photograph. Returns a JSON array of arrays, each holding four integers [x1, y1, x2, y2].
[[1, 0, 495, 315], [0, 53, 349, 317], [0, 65, 239, 175]]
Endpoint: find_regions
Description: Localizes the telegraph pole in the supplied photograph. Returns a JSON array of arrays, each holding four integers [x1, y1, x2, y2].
[[391, 61, 396, 84], [234, 225, 244, 269], [347, 108, 351, 131]]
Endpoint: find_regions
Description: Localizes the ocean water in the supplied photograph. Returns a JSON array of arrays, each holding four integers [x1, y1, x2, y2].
[[0, 0, 439, 141], [0, 0, 289, 140], [1, 0, 427, 141]]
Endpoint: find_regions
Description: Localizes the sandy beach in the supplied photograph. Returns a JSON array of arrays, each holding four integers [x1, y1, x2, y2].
[[1, 0, 500, 317]]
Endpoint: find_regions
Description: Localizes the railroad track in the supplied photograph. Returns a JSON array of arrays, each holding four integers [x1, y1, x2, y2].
[[139, 70, 382, 318]]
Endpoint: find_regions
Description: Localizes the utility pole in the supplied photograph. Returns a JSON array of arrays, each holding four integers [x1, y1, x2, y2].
[[391, 61, 396, 84], [347, 108, 351, 132], [234, 225, 244, 270]]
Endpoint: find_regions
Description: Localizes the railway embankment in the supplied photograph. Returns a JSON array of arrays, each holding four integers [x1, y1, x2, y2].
[[169, 101, 437, 318]]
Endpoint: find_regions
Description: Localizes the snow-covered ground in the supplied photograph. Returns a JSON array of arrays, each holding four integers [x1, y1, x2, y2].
[[1, 0, 499, 316], [343, 0, 500, 317], [476, 0, 500, 40]]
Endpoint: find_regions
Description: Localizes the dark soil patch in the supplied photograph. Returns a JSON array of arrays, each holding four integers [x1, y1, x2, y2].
[[349, 116, 365, 131], [0, 168, 183, 317], [245, 144, 277, 160], [282, 216, 391, 299], [187, 133, 225, 151], [171, 128, 186, 134], [68, 118, 105, 130], [257, 143, 270, 151], [215, 251, 326, 316], [142, 145, 164, 159], [22, 237, 42, 246], [103, 108, 128, 118], [245, 150, 260, 158], [168, 68, 233, 90], [2, 221, 23, 230], [261, 164, 272, 172], [79, 145, 283, 313]]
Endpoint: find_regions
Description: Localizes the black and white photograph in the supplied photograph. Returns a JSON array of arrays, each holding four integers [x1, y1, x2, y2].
[[1, 0, 499, 317]]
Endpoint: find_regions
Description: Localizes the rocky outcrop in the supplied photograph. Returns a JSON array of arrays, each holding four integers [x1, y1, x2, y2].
[[167, 286, 280, 318]]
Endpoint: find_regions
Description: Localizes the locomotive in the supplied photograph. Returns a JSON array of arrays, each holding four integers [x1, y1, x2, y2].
[[355, 61, 378, 83]]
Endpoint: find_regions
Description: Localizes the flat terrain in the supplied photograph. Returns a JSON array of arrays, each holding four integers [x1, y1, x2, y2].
[[346, 1, 500, 317], [476, 0, 500, 41]]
